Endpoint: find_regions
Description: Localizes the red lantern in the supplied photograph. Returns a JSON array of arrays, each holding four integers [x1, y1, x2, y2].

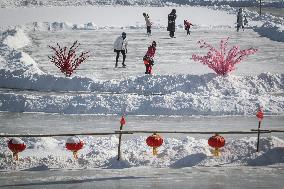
[[256, 108, 264, 121], [66, 137, 84, 159], [208, 134, 225, 157], [8, 138, 26, 161], [146, 133, 163, 156], [120, 116, 126, 126]]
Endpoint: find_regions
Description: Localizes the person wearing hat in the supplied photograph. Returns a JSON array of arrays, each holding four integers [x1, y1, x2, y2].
[[143, 12, 152, 36], [114, 32, 128, 67], [167, 9, 177, 38], [143, 41, 157, 74]]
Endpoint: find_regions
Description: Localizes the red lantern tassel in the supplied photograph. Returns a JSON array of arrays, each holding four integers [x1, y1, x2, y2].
[[73, 151, 78, 159], [13, 152, 19, 161], [212, 148, 220, 157], [153, 147, 158, 156]]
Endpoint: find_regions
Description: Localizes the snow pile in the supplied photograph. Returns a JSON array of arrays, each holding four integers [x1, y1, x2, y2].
[[32, 22, 100, 31], [0, 28, 283, 115], [254, 21, 284, 42], [0, 136, 283, 170], [0, 28, 43, 75], [210, 5, 284, 42], [1, 28, 30, 49]]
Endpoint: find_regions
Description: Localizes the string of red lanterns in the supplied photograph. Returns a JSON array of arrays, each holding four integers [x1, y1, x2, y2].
[[6, 110, 266, 161]]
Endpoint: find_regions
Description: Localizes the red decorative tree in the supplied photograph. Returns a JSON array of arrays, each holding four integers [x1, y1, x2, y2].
[[48, 41, 89, 77], [191, 37, 257, 76]]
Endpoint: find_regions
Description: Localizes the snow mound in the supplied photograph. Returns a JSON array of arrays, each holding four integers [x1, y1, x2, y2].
[[0, 28, 43, 75], [32, 22, 99, 31], [254, 21, 284, 42], [0, 136, 283, 171], [1, 28, 30, 49]]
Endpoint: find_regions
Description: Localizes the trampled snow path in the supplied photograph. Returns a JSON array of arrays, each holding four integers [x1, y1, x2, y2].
[[23, 28, 284, 80]]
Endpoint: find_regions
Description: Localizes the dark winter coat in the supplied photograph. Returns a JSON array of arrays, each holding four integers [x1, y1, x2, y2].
[[167, 12, 176, 32]]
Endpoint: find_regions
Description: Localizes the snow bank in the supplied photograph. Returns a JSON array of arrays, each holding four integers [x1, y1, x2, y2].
[[0, 28, 283, 115], [0, 28, 43, 75], [1, 28, 30, 49], [0, 136, 283, 170], [254, 21, 284, 42]]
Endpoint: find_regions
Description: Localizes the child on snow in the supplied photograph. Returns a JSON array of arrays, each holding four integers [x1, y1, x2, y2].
[[143, 13, 152, 35], [143, 41, 156, 74], [184, 20, 193, 35]]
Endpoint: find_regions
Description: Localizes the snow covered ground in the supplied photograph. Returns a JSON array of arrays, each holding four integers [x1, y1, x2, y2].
[[0, 3, 284, 188]]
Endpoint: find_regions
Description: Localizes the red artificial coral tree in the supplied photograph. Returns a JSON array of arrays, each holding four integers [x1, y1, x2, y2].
[[48, 41, 89, 77], [191, 37, 257, 76]]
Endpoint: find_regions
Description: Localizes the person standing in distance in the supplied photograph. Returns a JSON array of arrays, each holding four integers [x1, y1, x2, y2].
[[114, 32, 128, 68], [236, 8, 247, 32], [167, 9, 177, 38], [143, 12, 152, 36]]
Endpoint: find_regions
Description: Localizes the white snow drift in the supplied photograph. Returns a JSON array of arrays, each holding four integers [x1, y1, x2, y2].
[[0, 135, 283, 170], [0, 27, 283, 115]]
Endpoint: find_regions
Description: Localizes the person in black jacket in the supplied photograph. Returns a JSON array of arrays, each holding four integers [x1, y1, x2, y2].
[[167, 9, 177, 38]]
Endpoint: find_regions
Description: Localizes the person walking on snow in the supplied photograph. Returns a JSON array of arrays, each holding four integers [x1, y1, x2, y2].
[[167, 9, 177, 38], [143, 13, 152, 35], [143, 41, 156, 74], [184, 20, 193, 35], [236, 8, 248, 32], [114, 32, 128, 68]]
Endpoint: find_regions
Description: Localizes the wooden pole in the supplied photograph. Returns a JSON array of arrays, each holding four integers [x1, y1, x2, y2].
[[256, 121, 261, 152], [259, 0, 262, 16], [115, 130, 268, 135], [1, 129, 276, 138], [117, 124, 123, 161], [117, 116, 125, 161]]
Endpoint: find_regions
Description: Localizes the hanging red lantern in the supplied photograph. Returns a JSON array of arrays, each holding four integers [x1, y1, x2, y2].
[[256, 108, 264, 121], [66, 136, 84, 159], [146, 133, 163, 156], [8, 138, 26, 161], [120, 116, 126, 126], [208, 134, 225, 157]]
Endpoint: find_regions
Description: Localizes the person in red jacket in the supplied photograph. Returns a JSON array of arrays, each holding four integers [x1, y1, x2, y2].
[[184, 19, 193, 35], [143, 41, 156, 74]]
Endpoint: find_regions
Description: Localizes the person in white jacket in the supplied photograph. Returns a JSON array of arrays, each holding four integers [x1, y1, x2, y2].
[[113, 32, 128, 67], [143, 13, 152, 35]]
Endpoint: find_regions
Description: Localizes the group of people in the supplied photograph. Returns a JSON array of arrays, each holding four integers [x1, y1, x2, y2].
[[113, 8, 248, 74], [113, 32, 156, 74]]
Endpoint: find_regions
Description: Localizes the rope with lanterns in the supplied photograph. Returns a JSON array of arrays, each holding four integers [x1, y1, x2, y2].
[[2, 109, 284, 161]]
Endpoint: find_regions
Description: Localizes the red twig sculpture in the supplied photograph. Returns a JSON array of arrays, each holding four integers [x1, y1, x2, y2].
[[48, 41, 89, 77]]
